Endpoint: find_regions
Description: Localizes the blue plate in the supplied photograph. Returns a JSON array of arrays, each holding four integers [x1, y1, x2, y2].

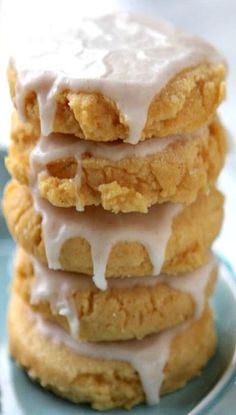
[[0, 150, 236, 415]]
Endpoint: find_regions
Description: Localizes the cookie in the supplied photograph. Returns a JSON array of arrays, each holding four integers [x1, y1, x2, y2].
[[13, 249, 217, 342], [6, 113, 227, 213], [8, 14, 226, 143], [3, 181, 224, 278], [8, 294, 216, 410]]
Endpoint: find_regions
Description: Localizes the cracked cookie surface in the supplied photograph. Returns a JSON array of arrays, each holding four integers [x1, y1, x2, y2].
[[6, 113, 227, 213]]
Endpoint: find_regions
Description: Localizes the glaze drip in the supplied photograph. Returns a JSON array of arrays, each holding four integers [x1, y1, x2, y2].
[[31, 191, 181, 290]]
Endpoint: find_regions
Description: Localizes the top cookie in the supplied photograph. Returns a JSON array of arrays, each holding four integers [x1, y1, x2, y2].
[[8, 13, 226, 143]]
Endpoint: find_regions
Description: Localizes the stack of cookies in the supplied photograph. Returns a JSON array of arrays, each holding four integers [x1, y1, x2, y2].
[[3, 13, 227, 410]]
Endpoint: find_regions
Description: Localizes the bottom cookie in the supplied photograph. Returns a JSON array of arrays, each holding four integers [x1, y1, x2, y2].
[[8, 294, 216, 410]]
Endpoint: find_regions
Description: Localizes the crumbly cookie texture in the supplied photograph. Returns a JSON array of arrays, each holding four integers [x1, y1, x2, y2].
[[3, 181, 224, 277], [9, 295, 216, 410], [13, 249, 217, 342], [8, 63, 226, 142], [6, 113, 227, 213]]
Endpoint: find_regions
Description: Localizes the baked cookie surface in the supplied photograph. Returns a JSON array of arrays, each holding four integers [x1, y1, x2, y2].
[[9, 294, 216, 410], [3, 180, 224, 277], [6, 114, 227, 213], [13, 249, 217, 342]]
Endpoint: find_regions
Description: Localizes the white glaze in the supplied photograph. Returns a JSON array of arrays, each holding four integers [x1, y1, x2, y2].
[[31, 258, 80, 337], [31, 191, 181, 291], [35, 310, 186, 405], [30, 254, 216, 338], [11, 13, 224, 143], [31, 126, 207, 165]]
